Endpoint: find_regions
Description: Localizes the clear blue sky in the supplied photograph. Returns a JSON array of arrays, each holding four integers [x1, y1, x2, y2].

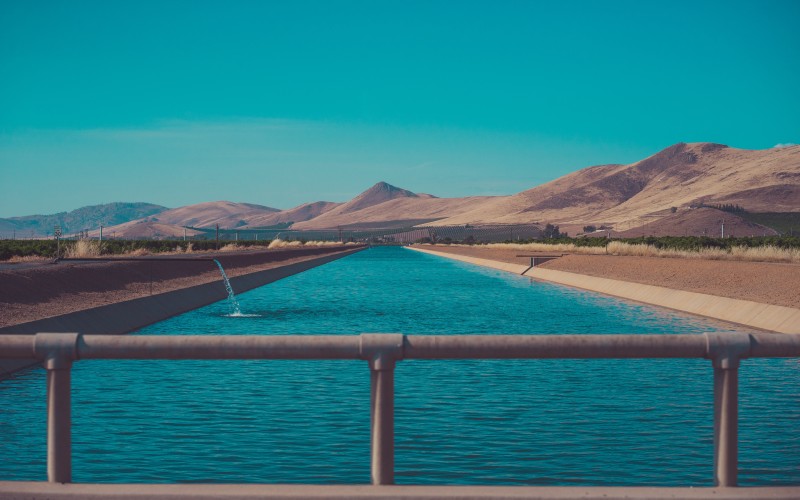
[[1, 0, 798, 217]]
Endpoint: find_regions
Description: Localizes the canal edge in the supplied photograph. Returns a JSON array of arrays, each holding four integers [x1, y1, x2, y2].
[[405, 245, 800, 334]]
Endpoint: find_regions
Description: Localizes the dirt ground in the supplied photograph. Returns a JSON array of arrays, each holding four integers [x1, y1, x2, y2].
[[422, 245, 800, 310], [0, 247, 358, 328]]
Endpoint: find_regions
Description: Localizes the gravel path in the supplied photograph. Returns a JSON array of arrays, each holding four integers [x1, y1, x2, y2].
[[421, 245, 800, 310]]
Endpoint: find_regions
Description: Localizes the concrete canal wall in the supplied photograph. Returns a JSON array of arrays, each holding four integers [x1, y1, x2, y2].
[[407, 246, 800, 334], [0, 247, 364, 379]]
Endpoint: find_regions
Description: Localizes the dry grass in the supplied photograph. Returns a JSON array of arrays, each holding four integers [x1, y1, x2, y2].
[[218, 243, 243, 252], [473, 241, 800, 264], [268, 239, 303, 249], [41, 239, 352, 261], [308, 240, 349, 246], [483, 242, 608, 255], [267, 239, 347, 249], [606, 241, 800, 263], [64, 240, 102, 258], [7, 255, 52, 263]]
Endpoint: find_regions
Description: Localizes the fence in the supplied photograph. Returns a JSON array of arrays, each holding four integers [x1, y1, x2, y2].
[[187, 223, 545, 244], [0, 223, 545, 244], [1, 332, 799, 489]]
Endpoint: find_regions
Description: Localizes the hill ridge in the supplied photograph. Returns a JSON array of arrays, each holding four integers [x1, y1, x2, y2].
[[6, 142, 798, 238]]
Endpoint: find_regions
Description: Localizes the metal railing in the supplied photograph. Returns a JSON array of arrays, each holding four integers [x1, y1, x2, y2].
[[1, 332, 799, 487]]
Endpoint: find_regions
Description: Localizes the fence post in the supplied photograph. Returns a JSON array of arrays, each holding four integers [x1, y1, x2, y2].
[[705, 332, 751, 488], [360, 334, 404, 485], [713, 363, 739, 487], [35, 333, 81, 484]]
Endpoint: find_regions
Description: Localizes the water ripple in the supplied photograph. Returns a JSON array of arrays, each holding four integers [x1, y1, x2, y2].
[[0, 247, 796, 486]]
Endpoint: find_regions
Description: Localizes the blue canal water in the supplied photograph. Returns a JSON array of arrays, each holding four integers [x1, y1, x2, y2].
[[1, 247, 798, 485]]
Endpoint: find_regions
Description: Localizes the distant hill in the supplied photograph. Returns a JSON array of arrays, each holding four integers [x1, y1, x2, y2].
[[95, 201, 281, 238], [291, 181, 493, 229], [434, 143, 800, 228], [608, 207, 779, 238], [7, 142, 798, 239], [337, 181, 423, 214], [241, 201, 342, 228], [141, 201, 280, 228], [88, 221, 205, 239], [0, 202, 168, 237]]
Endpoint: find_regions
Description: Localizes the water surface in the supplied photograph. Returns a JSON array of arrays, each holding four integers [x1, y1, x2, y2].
[[1, 247, 797, 485]]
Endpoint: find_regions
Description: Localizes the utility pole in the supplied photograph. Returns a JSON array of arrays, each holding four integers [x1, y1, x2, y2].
[[215, 224, 220, 250], [99, 224, 103, 242], [183, 228, 187, 241], [721, 219, 725, 239]]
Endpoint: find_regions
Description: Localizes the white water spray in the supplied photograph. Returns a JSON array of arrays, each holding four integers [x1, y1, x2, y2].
[[213, 259, 242, 316]]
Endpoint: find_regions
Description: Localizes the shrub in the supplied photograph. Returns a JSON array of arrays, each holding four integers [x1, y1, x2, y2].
[[65, 240, 102, 258]]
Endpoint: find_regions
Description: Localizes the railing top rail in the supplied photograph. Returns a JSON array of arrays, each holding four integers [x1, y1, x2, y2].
[[2, 333, 799, 361], [4, 331, 800, 488]]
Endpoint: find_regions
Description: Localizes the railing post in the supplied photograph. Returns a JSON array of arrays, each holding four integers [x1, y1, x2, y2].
[[360, 334, 404, 486], [370, 358, 395, 485], [35, 333, 81, 484], [713, 362, 739, 487], [705, 333, 751, 488]]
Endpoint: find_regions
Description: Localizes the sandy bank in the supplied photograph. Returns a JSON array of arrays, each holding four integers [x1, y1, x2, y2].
[[408, 245, 800, 333]]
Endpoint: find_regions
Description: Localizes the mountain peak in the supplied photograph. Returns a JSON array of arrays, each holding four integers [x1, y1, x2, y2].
[[367, 181, 415, 193], [339, 182, 419, 214]]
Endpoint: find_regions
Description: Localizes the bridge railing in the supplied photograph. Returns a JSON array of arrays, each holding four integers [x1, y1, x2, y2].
[[1, 332, 799, 487]]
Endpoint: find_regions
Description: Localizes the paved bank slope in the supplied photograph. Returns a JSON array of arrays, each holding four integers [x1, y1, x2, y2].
[[407, 246, 800, 334], [0, 247, 364, 379]]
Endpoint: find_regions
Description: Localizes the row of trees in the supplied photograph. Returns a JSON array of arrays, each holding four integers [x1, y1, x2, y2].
[[413, 234, 800, 250], [695, 203, 747, 213]]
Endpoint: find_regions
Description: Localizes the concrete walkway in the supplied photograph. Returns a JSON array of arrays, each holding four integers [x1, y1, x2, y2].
[[2, 482, 799, 500], [407, 246, 800, 334]]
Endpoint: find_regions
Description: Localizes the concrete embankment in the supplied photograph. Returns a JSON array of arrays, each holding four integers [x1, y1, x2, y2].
[[407, 246, 800, 334], [0, 246, 364, 379]]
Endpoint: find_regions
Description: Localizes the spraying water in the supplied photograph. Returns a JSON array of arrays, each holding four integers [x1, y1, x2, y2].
[[213, 259, 243, 316]]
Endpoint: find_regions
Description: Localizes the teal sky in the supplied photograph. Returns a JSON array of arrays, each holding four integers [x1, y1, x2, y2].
[[1, 0, 798, 217]]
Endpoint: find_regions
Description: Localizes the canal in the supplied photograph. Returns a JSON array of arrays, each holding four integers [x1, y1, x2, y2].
[[1, 247, 797, 485]]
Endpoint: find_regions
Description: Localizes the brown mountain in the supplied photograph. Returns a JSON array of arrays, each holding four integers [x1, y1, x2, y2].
[[144, 201, 280, 227], [0, 202, 167, 237], [242, 201, 342, 228], [600, 207, 779, 238], [96, 201, 280, 238], [63, 142, 800, 238], [338, 181, 422, 214], [434, 143, 800, 228], [291, 182, 494, 229], [90, 221, 205, 239]]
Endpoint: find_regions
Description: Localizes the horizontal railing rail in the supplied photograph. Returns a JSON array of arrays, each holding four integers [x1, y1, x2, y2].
[[1, 332, 799, 488]]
